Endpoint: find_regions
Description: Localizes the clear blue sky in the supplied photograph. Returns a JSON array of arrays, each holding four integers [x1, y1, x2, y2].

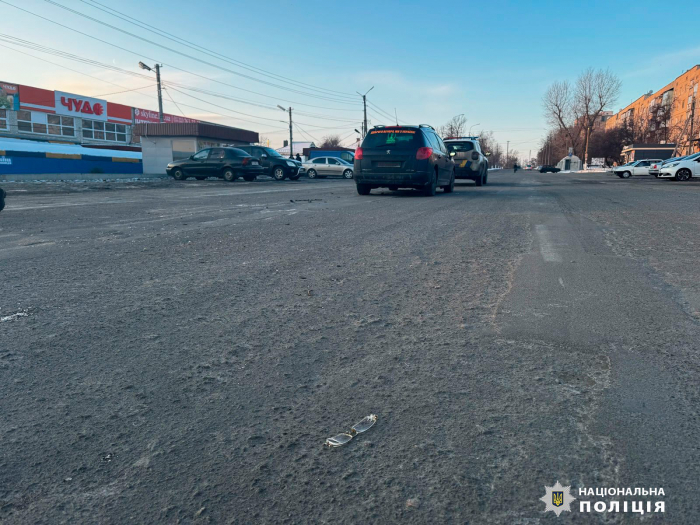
[[2, 0, 700, 157]]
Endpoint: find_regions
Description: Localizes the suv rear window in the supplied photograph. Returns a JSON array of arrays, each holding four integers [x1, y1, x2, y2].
[[362, 128, 421, 149], [445, 141, 474, 152]]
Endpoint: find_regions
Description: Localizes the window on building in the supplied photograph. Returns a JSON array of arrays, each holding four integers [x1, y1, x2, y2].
[[0, 109, 6, 130], [83, 119, 128, 142], [17, 110, 52, 134], [17, 110, 32, 132], [47, 114, 75, 137]]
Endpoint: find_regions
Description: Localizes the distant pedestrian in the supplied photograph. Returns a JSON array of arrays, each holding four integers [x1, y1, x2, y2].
[[295, 153, 302, 162]]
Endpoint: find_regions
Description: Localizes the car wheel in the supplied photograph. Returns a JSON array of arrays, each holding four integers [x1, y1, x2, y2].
[[474, 170, 483, 186], [0, 195, 5, 212], [620, 171, 632, 179], [443, 171, 455, 193], [223, 168, 237, 182], [423, 172, 437, 196], [243, 174, 256, 182], [173, 168, 186, 181], [343, 169, 353, 179], [483, 171, 488, 185], [356, 183, 372, 195], [273, 166, 286, 180], [675, 168, 691, 181], [307, 169, 317, 179]]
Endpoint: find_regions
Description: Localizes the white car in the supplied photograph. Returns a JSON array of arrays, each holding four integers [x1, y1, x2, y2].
[[613, 159, 663, 178], [657, 152, 700, 181], [303, 156, 354, 179]]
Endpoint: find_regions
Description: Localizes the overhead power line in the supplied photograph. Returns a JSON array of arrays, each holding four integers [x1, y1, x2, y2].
[[161, 86, 188, 118], [0, 38, 288, 131], [92, 84, 156, 97], [40, 0, 358, 103], [80, 0, 356, 99], [0, 0, 360, 106]]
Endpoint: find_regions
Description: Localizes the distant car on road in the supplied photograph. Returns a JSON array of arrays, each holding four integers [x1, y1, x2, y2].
[[443, 137, 489, 186], [167, 147, 264, 182], [354, 124, 455, 196], [539, 165, 561, 173], [613, 159, 663, 178], [236, 145, 304, 180], [303, 156, 354, 179], [658, 152, 700, 181]]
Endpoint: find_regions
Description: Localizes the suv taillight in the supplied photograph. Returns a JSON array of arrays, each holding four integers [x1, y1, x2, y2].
[[355, 147, 363, 160], [416, 147, 433, 160], [242, 157, 250, 166]]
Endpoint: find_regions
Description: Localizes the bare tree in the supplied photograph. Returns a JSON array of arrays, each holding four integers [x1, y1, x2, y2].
[[438, 114, 467, 138], [574, 68, 621, 167], [542, 80, 582, 156], [319, 134, 341, 148]]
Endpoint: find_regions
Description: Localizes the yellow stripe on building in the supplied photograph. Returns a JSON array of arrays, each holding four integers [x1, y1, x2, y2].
[[112, 157, 140, 163], [0, 150, 5, 156], [46, 152, 81, 160]]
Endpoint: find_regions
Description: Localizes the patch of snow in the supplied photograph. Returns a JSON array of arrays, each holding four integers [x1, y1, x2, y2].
[[0, 310, 30, 322]]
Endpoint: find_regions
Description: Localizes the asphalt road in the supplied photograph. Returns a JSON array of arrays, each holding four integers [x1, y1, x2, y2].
[[1, 171, 699, 524]]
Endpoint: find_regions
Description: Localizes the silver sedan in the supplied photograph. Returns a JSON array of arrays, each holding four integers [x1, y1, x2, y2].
[[303, 157, 354, 179]]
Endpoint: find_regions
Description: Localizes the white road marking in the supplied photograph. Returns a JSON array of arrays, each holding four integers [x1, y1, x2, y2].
[[535, 225, 562, 263], [559, 277, 565, 288]]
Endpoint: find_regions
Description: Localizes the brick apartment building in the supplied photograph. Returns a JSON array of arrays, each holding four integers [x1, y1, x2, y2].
[[605, 65, 700, 153]]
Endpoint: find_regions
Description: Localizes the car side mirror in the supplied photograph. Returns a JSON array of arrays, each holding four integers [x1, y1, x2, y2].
[[189, 155, 194, 160], [261, 154, 268, 158]]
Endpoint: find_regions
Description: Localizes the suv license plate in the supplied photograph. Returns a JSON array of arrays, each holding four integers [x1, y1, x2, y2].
[[376, 162, 401, 168]]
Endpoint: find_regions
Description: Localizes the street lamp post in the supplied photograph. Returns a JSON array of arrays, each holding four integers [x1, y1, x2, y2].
[[469, 123, 481, 136], [138, 61, 163, 122], [278, 105, 293, 159]]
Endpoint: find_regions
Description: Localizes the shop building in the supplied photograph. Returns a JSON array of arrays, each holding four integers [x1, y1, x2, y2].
[[135, 122, 258, 175], [0, 80, 198, 149]]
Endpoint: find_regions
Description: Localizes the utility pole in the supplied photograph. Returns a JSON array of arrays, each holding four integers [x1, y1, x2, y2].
[[155, 64, 163, 123], [138, 61, 164, 122], [357, 87, 374, 137], [278, 105, 293, 158]]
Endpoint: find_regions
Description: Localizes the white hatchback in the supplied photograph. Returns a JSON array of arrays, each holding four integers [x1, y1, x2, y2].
[[657, 152, 700, 181]]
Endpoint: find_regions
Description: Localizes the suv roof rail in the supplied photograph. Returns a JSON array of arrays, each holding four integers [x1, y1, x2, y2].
[[418, 124, 435, 130]]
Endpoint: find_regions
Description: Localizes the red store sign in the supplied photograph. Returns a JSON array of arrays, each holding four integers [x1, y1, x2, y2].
[[55, 90, 107, 121]]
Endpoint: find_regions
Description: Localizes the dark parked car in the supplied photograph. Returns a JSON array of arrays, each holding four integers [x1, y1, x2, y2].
[[539, 165, 561, 173], [166, 147, 265, 182], [236, 145, 304, 180], [0, 187, 5, 212], [354, 125, 455, 196]]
